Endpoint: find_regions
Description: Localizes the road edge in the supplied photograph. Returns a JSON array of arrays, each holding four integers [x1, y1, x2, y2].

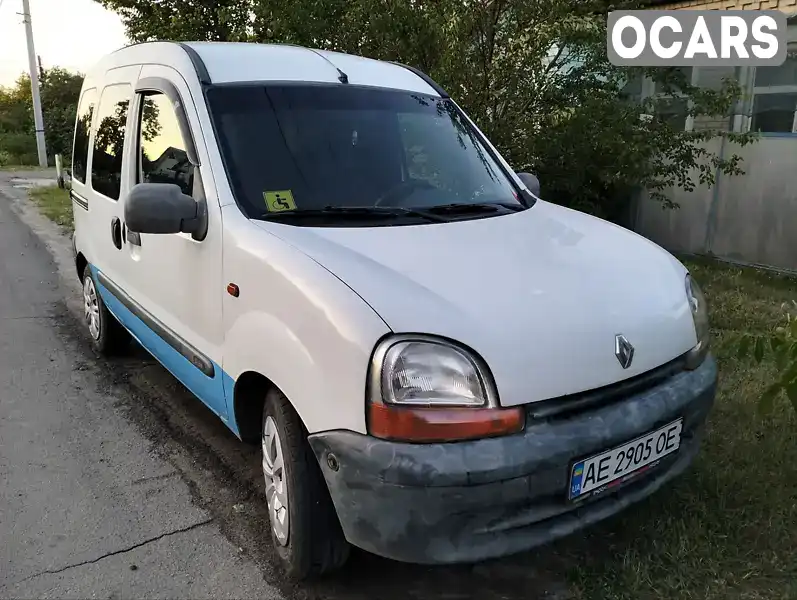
[[1, 186, 84, 320]]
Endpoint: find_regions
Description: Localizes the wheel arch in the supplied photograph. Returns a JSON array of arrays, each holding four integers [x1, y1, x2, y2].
[[233, 370, 278, 443], [75, 251, 88, 282]]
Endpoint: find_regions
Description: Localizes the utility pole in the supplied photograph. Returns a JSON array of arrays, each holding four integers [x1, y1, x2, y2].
[[21, 0, 48, 167]]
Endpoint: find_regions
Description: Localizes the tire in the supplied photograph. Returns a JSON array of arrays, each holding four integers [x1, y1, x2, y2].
[[261, 389, 350, 579], [82, 269, 130, 356]]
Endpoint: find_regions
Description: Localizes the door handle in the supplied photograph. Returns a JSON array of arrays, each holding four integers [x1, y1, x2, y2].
[[110, 217, 122, 250]]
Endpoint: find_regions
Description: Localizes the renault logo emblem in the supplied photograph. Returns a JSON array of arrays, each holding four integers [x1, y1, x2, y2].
[[615, 334, 634, 369]]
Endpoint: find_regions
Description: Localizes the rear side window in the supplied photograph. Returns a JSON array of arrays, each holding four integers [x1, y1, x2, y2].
[[91, 84, 131, 200], [137, 92, 195, 197], [72, 88, 96, 184]]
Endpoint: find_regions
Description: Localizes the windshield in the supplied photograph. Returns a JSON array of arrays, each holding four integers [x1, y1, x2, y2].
[[206, 84, 525, 225]]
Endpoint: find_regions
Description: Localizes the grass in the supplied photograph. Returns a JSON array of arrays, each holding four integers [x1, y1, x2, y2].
[[557, 257, 797, 600], [28, 184, 73, 231], [19, 186, 797, 596]]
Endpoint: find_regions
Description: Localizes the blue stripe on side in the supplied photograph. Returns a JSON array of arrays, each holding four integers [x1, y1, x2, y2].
[[91, 265, 239, 436]]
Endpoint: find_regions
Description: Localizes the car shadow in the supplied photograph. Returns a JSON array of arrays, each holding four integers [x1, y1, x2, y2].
[[57, 312, 648, 600]]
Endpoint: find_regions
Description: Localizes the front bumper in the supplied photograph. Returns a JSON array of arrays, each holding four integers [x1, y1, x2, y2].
[[308, 356, 718, 565]]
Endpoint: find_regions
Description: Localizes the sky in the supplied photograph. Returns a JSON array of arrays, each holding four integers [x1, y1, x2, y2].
[[0, 0, 127, 86]]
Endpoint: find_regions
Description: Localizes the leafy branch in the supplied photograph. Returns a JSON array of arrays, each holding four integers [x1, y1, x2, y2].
[[733, 300, 797, 415]]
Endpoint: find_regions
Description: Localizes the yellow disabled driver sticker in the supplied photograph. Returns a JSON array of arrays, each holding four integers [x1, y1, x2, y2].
[[264, 190, 297, 212]]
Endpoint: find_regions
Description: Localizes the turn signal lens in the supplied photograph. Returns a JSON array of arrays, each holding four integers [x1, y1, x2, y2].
[[368, 402, 525, 443]]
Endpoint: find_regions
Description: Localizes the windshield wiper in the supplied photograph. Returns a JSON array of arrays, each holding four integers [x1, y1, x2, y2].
[[259, 205, 448, 223], [422, 202, 525, 215]]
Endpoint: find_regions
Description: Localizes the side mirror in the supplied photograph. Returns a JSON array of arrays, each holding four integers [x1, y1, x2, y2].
[[516, 172, 540, 198], [124, 183, 207, 240]]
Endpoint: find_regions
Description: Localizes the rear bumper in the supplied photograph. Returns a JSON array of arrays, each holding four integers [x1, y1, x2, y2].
[[308, 356, 717, 564]]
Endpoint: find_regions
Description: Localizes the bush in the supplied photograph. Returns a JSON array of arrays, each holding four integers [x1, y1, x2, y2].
[[733, 300, 797, 415], [0, 67, 83, 168], [0, 132, 37, 164]]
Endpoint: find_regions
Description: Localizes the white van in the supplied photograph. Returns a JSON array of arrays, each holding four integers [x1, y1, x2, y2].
[[70, 41, 717, 579]]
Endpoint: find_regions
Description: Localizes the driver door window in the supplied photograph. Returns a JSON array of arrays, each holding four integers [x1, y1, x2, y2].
[[137, 92, 195, 197]]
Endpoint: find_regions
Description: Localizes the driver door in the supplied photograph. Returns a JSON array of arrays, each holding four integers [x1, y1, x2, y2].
[[119, 65, 227, 421]]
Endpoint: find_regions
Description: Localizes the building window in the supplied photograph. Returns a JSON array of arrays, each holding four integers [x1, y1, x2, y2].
[[71, 88, 97, 185], [137, 92, 195, 197], [751, 46, 797, 133], [620, 75, 643, 101], [656, 96, 690, 130], [91, 84, 132, 200], [650, 67, 693, 131]]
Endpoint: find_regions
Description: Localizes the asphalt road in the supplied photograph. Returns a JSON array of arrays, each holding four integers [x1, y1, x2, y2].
[[0, 173, 283, 599], [0, 171, 572, 600]]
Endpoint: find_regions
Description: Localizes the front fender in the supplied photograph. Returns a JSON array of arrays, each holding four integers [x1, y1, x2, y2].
[[221, 209, 391, 435]]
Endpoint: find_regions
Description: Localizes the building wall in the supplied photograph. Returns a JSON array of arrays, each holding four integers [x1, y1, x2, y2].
[[653, 0, 797, 10], [633, 1, 797, 271]]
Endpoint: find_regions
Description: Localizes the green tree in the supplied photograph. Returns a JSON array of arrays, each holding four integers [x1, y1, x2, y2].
[[95, 0, 756, 221], [0, 74, 37, 165], [39, 67, 85, 159], [95, 0, 254, 42], [0, 67, 84, 165]]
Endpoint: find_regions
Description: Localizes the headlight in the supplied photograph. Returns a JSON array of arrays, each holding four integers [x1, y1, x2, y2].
[[685, 274, 710, 369], [381, 340, 489, 407], [367, 336, 524, 442]]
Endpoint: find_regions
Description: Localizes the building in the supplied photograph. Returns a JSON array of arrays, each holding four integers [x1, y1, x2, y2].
[[651, 0, 795, 10], [632, 0, 797, 272]]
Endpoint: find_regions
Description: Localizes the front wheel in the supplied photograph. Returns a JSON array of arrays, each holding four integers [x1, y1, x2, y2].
[[262, 389, 350, 579], [82, 271, 130, 355]]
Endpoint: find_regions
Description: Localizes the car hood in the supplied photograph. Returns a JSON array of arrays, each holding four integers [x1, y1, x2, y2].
[[254, 201, 697, 406]]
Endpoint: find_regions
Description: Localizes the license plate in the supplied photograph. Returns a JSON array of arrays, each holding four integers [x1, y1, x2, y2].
[[569, 418, 683, 501]]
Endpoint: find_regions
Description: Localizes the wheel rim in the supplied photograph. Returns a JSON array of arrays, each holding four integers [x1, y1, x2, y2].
[[83, 276, 101, 341], [262, 415, 289, 546]]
